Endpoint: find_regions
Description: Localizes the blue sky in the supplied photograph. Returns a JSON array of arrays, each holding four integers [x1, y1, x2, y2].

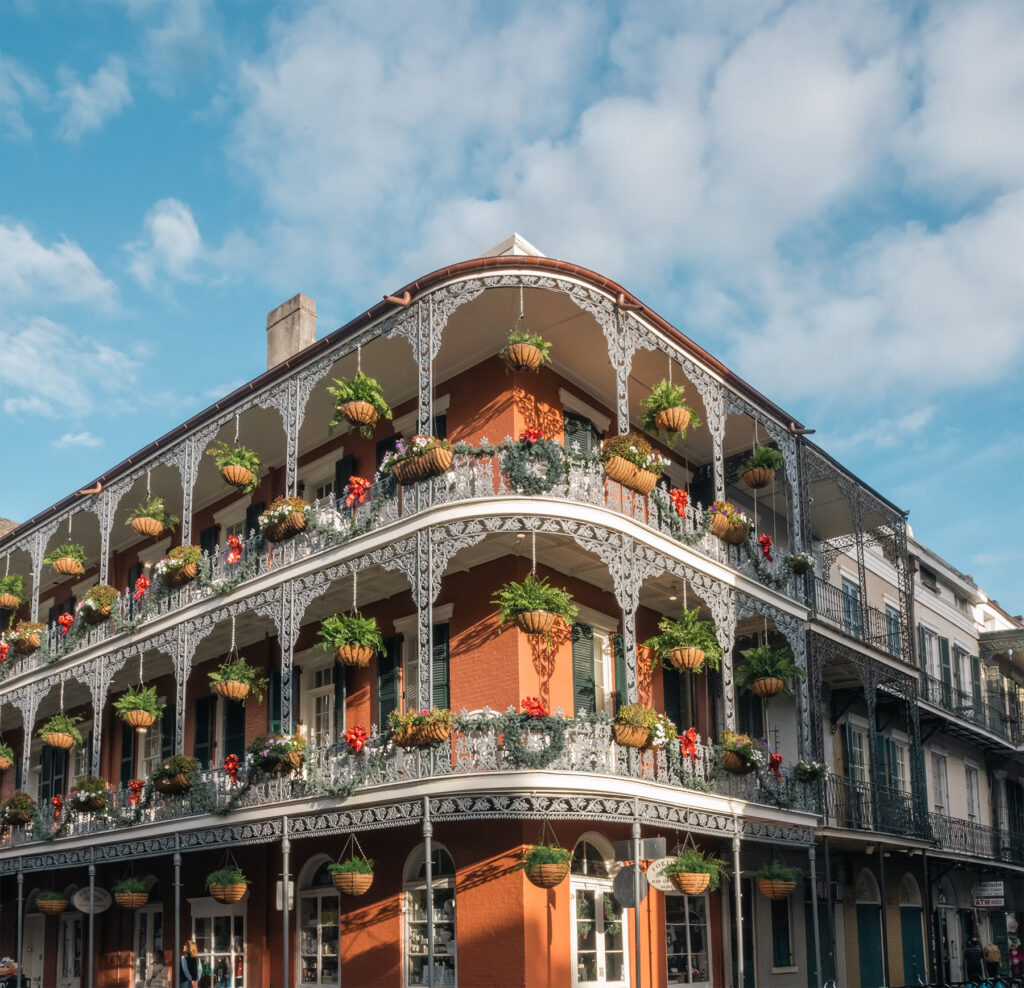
[[1, 0, 1022, 609]]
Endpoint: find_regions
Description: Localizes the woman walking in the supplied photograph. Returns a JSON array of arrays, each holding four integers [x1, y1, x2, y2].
[[179, 940, 200, 988]]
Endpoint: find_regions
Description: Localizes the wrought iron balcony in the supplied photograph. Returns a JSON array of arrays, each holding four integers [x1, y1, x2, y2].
[[918, 672, 1019, 744], [823, 773, 931, 840], [812, 578, 895, 653], [0, 723, 813, 850], [5, 455, 802, 678], [929, 811, 1023, 864]]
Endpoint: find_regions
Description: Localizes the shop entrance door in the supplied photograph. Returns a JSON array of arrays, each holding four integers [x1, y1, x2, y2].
[[134, 905, 164, 983], [571, 883, 628, 987], [56, 912, 83, 988], [21, 913, 44, 988], [194, 913, 245, 987]]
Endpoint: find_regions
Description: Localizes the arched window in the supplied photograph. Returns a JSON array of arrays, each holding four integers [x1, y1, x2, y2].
[[298, 854, 339, 987], [899, 874, 922, 908], [570, 836, 626, 987], [404, 844, 456, 986], [855, 868, 881, 904]]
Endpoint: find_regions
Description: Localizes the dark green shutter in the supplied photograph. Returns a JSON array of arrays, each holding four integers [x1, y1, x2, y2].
[[843, 723, 856, 781], [563, 412, 596, 457], [938, 636, 951, 686], [378, 636, 400, 725], [194, 695, 214, 768], [41, 745, 68, 801], [160, 707, 174, 758], [432, 623, 450, 709], [662, 666, 683, 730], [871, 732, 886, 788], [335, 455, 355, 501], [917, 624, 927, 671], [244, 501, 265, 538], [334, 667, 347, 743], [433, 414, 447, 441], [571, 623, 596, 715], [771, 898, 792, 967], [291, 666, 302, 731], [269, 668, 282, 734], [222, 699, 245, 759], [119, 722, 136, 789], [199, 524, 219, 558], [612, 634, 626, 712], [970, 655, 983, 715]]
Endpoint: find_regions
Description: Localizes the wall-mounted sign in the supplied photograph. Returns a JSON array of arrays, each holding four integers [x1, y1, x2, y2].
[[646, 857, 681, 893], [72, 887, 111, 914], [975, 897, 1005, 908], [975, 881, 1004, 897]]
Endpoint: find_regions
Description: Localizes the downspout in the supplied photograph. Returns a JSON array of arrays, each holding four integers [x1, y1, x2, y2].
[[732, 821, 743, 988]]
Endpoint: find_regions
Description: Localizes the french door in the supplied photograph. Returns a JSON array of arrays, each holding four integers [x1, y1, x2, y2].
[[571, 882, 627, 986], [134, 905, 164, 983], [57, 912, 83, 988], [194, 913, 246, 987]]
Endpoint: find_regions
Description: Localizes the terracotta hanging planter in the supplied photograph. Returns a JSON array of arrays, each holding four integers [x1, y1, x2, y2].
[[0, 593, 20, 610], [392, 446, 454, 484], [37, 898, 68, 916], [74, 794, 106, 813], [654, 407, 691, 435], [335, 644, 374, 667], [667, 647, 705, 672], [0, 755, 13, 771], [220, 464, 254, 488], [213, 680, 250, 702], [722, 751, 755, 775], [340, 400, 379, 428], [266, 749, 304, 773], [122, 710, 155, 731], [14, 633, 41, 654], [52, 557, 84, 577], [751, 677, 784, 699], [153, 774, 191, 794], [165, 562, 199, 586], [42, 731, 75, 750], [332, 872, 374, 895], [131, 517, 164, 538], [514, 610, 557, 636], [81, 605, 111, 626], [742, 467, 775, 490], [670, 872, 710, 895], [525, 862, 570, 889], [209, 883, 247, 904], [5, 807, 31, 824], [393, 722, 451, 748], [114, 892, 149, 909], [710, 513, 749, 545], [758, 879, 796, 900], [603, 456, 658, 496], [613, 724, 649, 749], [503, 342, 544, 372]]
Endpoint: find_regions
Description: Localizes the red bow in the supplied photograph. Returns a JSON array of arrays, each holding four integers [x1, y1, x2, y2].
[[519, 427, 543, 444], [345, 477, 371, 507], [669, 489, 688, 517], [133, 575, 150, 600], [128, 779, 146, 805], [51, 794, 62, 821], [223, 754, 240, 784], [58, 612, 75, 636], [345, 725, 368, 754], [226, 535, 243, 565], [680, 727, 698, 765], [0, 641, 9, 664], [759, 534, 774, 563], [769, 752, 783, 782], [521, 696, 547, 718]]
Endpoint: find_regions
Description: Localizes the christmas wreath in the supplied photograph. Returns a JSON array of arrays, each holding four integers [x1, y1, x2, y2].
[[501, 434, 564, 495], [500, 711, 568, 769]]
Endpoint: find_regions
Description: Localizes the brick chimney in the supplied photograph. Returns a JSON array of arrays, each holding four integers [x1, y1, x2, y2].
[[266, 294, 316, 369]]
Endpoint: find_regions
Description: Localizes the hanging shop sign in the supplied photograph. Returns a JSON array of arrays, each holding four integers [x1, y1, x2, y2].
[[72, 887, 112, 914]]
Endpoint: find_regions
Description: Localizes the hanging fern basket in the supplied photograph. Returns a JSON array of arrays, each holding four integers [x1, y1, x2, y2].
[[332, 872, 374, 895], [514, 610, 557, 636], [52, 557, 84, 577], [213, 680, 250, 702], [122, 710, 155, 731], [710, 514, 749, 545], [758, 879, 796, 900], [670, 872, 710, 895], [340, 400, 378, 428], [220, 464, 253, 488], [0, 593, 20, 610], [37, 897, 68, 916], [668, 647, 705, 671], [209, 883, 247, 904], [654, 407, 691, 435], [503, 343, 544, 372], [335, 644, 374, 668], [131, 517, 164, 538], [42, 731, 75, 750], [742, 467, 775, 490], [751, 677, 784, 699], [115, 892, 149, 909], [525, 862, 570, 889]]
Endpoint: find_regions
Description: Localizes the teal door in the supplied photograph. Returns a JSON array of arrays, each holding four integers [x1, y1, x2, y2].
[[901, 906, 926, 986], [856, 904, 885, 988]]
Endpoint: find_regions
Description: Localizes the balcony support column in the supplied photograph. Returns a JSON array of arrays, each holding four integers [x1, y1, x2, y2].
[[922, 851, 942, 984], [16, 865, 24, 985], [732, 828, 744, 988], [809, 844, 823, 988], [852, 493, 870, 643], [423, 795, 435, 988], [282, 815, 291, 988], [173, 840, 182, 984], [876, 839, 891, 985], [167, 424, 221, 548], [27, 519, 61, 622], [87, 855, 96, 988], [18, 686, 42, 786], [864, 681, 882, 831]]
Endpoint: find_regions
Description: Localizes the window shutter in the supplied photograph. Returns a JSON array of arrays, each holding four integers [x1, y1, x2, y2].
[[563, 412, 596, 457], [334, 666, 347, 743], [871, 732, 886, 787], [377, 636, 400, 725], [970, 655, 983, 713], [244, 502, 265, 538], [223, 699, 245, 759], [161, 707, 174, 758], [269, 668, 282, 734], [433, 414, 447, 441], [662, 666, 683, 730], [938, 637, 952, 687], [432, 623, 450, 710], [199, 524, 219, 558], [842, 723, 855, 781], [612, 634, 627, 713], [571, 623, 596, 715], [886, 738, 898, 787], [119, 721, 136, 789], [291, 665, 302, 731], [335, 455, 355, 501], [194, 695, 214, 768], [771, 899, 792, 967], [917, 624, 927, 671]]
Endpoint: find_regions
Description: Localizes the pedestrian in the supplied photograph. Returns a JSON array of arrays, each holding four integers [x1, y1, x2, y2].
[[1008, 936, 1023, 979], [964, 936, 984, 982], [178, 940, 200, 988], [983, 940, 1001, 978]]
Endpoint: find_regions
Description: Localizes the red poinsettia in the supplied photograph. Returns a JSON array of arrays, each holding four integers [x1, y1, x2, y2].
[[226, 535, 243, 565], [128, 779, 146, 805], [0, 641, 10, 664], [521, 696, 547, 718], [51, 794, 62, 821], [669, 489, 688, 518], [133, 575, 150, 600], [758, 534, 774, 563], [223, 753, 240, 785], [345, 477, 371, 507], [57, 612, 75, 636], [680, 727, 699, 765], [769, 751, 783, 782], [345, 725, 368, 754], [519, 427, 544, 444]]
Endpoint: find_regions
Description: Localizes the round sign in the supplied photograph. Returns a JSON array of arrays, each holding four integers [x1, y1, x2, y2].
[[646, 857, 680, 893], [612, 866, 648, 908], [72, 887, 111, 914]]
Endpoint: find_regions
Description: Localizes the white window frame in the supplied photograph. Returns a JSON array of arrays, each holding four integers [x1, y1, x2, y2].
[[920, 624, 941, 680], [296, 855, 340, 988], [575, 605, 619, 717], [133, 900, 164, 985], [883, 598, 902, 657], [136, 701, 168, 778], [298, 448, 346, 507], [403, 843, 457, 987], [559, 389, 611, 434], [72, 719, 93, 781], [889, 740, 909, 793], [664, 892, 712, 987], [394, 604, 454, 714], [570, 835, 628, 988], [965, 763, 979, 822], [189, 895, 247, 988], [57, 908, 83, 988], [393, 393, 452, 437], [213, 502, 247, 543], [931, 753, 949, 814], [299, 648, 339, 750]]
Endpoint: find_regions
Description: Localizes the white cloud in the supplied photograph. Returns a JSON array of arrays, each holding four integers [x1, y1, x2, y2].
[[51, 432, 103, 449], [0, 317, 141, 419], [126, 198, 204, 289], [0, 222, 117, 309], [56, 55, 132, 142], [1, 57, 47, 140]]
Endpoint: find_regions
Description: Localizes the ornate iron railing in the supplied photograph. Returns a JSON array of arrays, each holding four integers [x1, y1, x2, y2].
[[812, 578, 892, 651], [9, 455, 801, 676], [930, 811, 1024, 864], [823, 773, 930, 840], [919, 672, 1018, 743], [0, 725, 812, 849]]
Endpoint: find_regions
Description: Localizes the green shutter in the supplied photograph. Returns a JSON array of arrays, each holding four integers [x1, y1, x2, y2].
[[871, 732, 886, 788], [662, 666, 683, 730], [612, 634, 626, 712], [377, 636, 400, 725], [161, 707, 174, 758], [334, 667, 347, 743], [194, 695, 214, 768], [269, 668, 282, 734], [970, 655, 983, 711], [563, 412, 596, 457], [222, 698, 246, 759], [842, 723, 856, 781], [432, 623, 450, 710], [571, 623, 596, 715], [917, 624, 927, 671], [119, 721, 136, 789], [771, 898, 792, 967], [938, 637, 951, 685]]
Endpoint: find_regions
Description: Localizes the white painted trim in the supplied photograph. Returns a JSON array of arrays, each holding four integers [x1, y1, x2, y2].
[[299, 449, 345, 491], [393, 394, 451, 437], [559, 388, 611, 434], [139, 537, 171, 569], [213, 501, 246, 535], [574, 604, 618, 634]]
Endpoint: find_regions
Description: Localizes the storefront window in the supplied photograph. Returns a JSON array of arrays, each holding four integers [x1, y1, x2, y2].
[[194, 914, 245, 987], [571, 837, 627, 987], [404, 845, 456, 986], [665, 894, 711, 986], [299, 860, 340, 986]]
